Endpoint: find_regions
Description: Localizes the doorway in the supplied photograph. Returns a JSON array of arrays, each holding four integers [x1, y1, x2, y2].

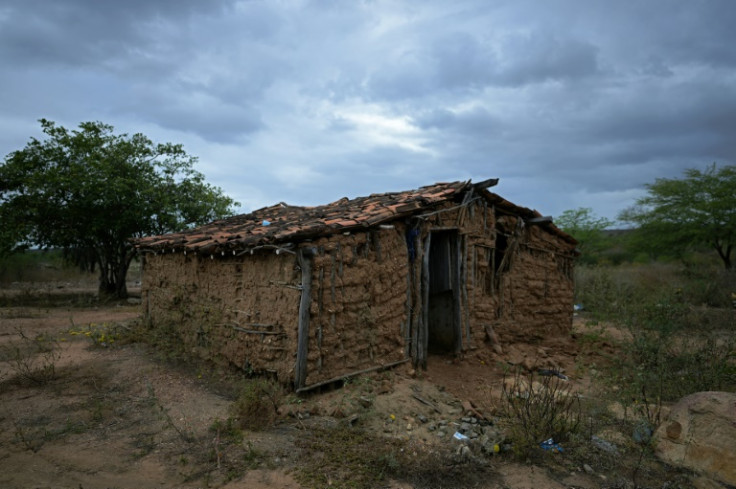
[[426, 230, 461, 354]]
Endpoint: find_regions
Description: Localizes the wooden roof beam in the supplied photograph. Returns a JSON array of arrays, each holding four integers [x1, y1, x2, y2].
[[472, 178, 499, 190]]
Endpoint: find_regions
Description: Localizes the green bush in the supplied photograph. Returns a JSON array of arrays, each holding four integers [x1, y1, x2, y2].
[[0, 250, 91, 284], [579, 264, 736, 411], [229, 378, 282, 431]]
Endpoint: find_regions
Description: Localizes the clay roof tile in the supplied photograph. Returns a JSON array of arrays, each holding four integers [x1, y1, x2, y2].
[[135, 179, 518, 252]]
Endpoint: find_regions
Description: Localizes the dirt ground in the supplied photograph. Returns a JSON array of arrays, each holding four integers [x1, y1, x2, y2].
[[0, 294, 687, 489]]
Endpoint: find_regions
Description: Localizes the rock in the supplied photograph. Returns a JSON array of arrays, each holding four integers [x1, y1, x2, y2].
[[417, 414, 428, 424], [437, 430, 446, 438], [692, 475, 728, 489], [654, 391, 736, 486], [583, 464, 594, 475], [590, 435, 618, 455], [358, 396, 372, 408]]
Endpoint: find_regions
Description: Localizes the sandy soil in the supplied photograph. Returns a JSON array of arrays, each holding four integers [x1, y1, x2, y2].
[[0, 302, 679, 489]]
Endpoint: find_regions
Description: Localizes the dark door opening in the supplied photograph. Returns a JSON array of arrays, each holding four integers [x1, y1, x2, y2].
[[427, 230, 460, 354]]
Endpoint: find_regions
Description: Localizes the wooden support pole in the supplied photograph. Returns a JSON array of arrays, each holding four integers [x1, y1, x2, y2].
[[462, 235, 471, 345], [295, 359, 410, 394], [295, 248, 313, 390], [453, 233, 463, 353], [405, 259, 413, 358], [419, 233, 431, 369]]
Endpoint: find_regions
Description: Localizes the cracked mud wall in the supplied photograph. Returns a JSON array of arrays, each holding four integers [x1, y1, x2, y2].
[[304, 226, 410, 386], [141, 226, 411, 388], [413, 200, 575, 353], [142, 252, 301, 381], [492, 224, 575, 344], [140, 197, 574, 387]]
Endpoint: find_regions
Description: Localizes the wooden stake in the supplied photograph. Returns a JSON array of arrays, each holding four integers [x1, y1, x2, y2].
[[295, 248, 313, 390], [419, 233, 431, 369]]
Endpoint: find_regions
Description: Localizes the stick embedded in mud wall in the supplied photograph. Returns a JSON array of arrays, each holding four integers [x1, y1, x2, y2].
[[295, 247, 313, 389]]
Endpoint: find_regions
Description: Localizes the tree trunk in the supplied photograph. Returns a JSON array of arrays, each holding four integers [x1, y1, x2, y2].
[[714, 243, 733, 270], [97, 246, 131, 300]]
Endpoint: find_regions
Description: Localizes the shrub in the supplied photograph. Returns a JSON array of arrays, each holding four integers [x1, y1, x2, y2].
[[499, 369, 581, 458], [229, 378, 282, 431], [1, 328, 61, 385]]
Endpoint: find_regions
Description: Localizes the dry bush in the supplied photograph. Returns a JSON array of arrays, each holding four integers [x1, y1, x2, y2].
[[1, 328, 61, 385], [294, 424, 497, 489], [499, 369, 581, 458]]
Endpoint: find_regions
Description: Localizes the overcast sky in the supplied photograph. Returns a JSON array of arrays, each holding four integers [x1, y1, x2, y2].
[[1, 0, 734, 223]]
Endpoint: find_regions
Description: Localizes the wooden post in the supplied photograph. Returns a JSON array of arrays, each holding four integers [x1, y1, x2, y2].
[[405, 258, 413, 358], [317, 265, 324, 370], [295, 248, 313, 390], [453, 233, 463, 353], [460, 234, 470, 347], [419, 233, 431, 369]]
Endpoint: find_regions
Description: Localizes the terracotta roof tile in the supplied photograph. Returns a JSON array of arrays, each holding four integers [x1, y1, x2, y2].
[[135, 178, 571, 253]]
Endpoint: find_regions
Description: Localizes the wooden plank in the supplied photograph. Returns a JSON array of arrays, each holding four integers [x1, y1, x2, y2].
[[295, 248, 313, 390], [411, 261, 419, 362], [528, 216, 553, 224], [473, 178, 499, 190], [230, 326, 283, 335], [405, 257, 413, 358], [419, 233, 431, 368], [453, 233, 463, 353], [462, 235, 470, 344], [317, 265, 324, 370], [412, 393, 441, 413], [295, 359, 410, 394]]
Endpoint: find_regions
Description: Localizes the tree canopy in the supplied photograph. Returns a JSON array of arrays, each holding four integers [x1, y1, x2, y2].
[[619, 163, 736, 269], [555, 207, 613, 264], [0, 119, 238, 297]]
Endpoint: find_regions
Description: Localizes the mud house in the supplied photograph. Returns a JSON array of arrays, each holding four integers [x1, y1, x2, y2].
[[135, 179, 577, 391]]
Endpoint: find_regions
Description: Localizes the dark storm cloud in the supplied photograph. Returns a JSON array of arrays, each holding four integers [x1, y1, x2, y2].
[[0, 0, 234, 68], [492, 33, 599, 86], [1, 0, 735, 221], [365, 29, 599, 100]]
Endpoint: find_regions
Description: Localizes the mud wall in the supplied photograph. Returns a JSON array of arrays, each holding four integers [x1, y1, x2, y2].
[[491, 221, 575, 344], [410, 199, 575, 353], [141, 196, 574, 385], [409, 199, 497, 353], [141, 252, 301, 381], [304, 226, 410, 386]]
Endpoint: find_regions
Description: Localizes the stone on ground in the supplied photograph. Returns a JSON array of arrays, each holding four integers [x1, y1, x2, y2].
[[654, 391, 736, 486]]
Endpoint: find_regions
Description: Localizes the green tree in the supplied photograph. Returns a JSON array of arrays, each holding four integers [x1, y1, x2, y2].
[[555, 207, 613, 264], [619, 164, 736, 269], [0, 119, 238, 298]]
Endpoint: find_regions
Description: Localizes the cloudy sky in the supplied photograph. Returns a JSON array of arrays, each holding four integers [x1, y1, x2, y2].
[[1, 0, 734, 222]]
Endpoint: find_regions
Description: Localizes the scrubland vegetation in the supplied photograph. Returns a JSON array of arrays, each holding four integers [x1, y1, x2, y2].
[[1, 231, 735, 488]]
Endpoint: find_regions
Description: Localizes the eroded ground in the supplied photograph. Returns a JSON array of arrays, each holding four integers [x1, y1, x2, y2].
[[0, 300, 691, 489]]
